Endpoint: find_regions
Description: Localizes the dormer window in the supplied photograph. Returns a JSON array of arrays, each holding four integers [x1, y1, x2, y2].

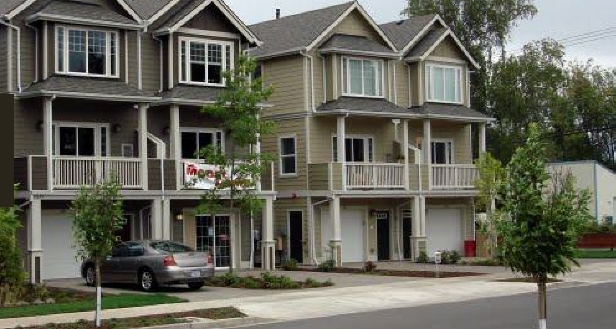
[[426, 64, 462, 104], [341, 57, 384, 98], [55, 26, 119, 78], [179, 37, 233, 87]]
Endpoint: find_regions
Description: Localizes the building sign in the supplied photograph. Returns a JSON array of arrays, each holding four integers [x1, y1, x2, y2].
[[183, 161, 252, 190]]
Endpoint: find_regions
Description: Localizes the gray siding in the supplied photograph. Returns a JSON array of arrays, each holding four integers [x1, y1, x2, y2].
[[0, 26, 7, 92], [14, 99, 44, 156]]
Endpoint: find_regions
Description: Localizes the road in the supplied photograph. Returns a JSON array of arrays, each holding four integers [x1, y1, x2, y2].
[[239, 282, 616, 329]]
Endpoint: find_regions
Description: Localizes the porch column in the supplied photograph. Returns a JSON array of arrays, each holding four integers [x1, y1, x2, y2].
[[138, 103, 148, 190], [255, 113, 262, 191], [261, 196, 275, 270], [151, 197, 163, 240], [337, 115, 346, 191], [43, 98, 53, 190], [330, 195, 342, 267], [411, 196, 427, 260], [479, 123, 487, 154], [162, 198, 171, 240], [422, 119, 432, 189], [28, 198, 43, 283], [170, 105, 181, 190], [403, 119, 410, 190]]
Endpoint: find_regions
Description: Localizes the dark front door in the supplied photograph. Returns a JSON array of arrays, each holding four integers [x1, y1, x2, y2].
[[289, 211, 303, 263], [377, 211, 390, 261], [402, 210, 413, 259]]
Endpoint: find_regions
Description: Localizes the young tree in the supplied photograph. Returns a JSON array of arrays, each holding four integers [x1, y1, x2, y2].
[[72, 179, 124, 327], [0, 186, 24, 306], [195, 55, 274, 272], [473, 152, 505, 259], [497, 125, 592, 329]]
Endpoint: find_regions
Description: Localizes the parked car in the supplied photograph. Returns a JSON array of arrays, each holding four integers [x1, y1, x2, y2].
[[81, 240, 214, 292]]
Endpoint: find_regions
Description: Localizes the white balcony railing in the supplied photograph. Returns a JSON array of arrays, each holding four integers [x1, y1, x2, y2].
[[345, 163, 405, 189], [431, 164, 478, 189], [53, 157, 142, 189]]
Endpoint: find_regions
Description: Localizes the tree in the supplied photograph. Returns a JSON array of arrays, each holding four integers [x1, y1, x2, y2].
[[0, 185, 24, 306], [72, 179, 124, 327], [473, 153, 505, 259], [497, 125, 592, 329], [195, 55, 274, 272]]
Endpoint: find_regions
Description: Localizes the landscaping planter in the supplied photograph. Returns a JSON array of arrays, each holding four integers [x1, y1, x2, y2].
[[577, 233, 616, 249], [292, 267, 485, 278]]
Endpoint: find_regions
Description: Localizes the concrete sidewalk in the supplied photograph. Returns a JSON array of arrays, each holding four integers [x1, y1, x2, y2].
[[3, 260, 615, 329]]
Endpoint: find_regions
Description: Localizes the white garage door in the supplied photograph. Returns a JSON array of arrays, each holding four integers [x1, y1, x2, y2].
[[42, 212, 81, 280], [425, 208, 463, 256], [321, 209, 365, 262]]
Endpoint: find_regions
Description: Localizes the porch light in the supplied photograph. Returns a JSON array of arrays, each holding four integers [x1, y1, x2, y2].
[[112, 123, 122, 133], [175, 212, 184, 221]]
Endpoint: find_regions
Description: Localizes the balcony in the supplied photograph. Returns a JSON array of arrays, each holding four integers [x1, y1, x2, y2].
[[345, 163, 405, 189], [431, 164, 478, 189]]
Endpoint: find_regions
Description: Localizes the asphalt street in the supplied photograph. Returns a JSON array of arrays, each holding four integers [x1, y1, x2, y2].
[[238, 282, 616, 329]]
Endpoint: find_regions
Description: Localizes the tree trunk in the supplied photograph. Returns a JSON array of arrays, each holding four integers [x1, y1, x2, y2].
[[95, 257, 102, 327], [537, 277, 547, 329]]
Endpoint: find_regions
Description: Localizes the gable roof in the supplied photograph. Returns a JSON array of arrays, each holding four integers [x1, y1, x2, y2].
[[0, 0, 27, 16], [405, 28, 479, 68], [126, 0, 171, 20], [379, 14, 436, 51], [404, 26, 448, 59], [26, 0, 141, 29], [2, 0, 142, 22]]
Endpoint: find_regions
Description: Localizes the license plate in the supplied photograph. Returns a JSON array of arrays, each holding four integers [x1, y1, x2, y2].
[[190, 271, 201, 278]]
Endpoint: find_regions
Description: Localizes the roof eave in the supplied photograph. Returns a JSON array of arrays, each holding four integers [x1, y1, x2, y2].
[[248, 47, 305, 60], [16, 90, 160, 102], [319, 48, 399, 59], [26, 14, 143, 30]]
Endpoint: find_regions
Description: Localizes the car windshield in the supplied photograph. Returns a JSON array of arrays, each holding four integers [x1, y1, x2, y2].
[[150, 241, 194, 253]]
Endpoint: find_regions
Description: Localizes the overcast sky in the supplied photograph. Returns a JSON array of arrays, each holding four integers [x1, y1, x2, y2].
[[225, 0, 616, 68]]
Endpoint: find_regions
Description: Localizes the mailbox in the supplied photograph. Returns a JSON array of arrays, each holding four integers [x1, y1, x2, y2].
[[434, 251, 442, 264]]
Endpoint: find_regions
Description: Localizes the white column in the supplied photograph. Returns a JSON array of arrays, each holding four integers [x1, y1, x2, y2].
[[261, 196, 275, 270], [420, 196, 426, 237], [28, 198, 42, 283], [170, 105, 181, 190], [330, 195, 342, 267], [43, 98, 53, 190], [479, 123, 487, 154], [403, 119, 410, 190], [151, 198, 163, 240], [423, 119, 432, 189], [255, 113, 262, 191], [138, 103, 148, 190], [337, 115, 346, 191], [162, 198, 171, 240], [168, 33, 174, 89]]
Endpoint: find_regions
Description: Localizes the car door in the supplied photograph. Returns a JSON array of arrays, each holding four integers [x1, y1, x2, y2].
[[116, 242, 145, 283], [100, 244, 126, 283]]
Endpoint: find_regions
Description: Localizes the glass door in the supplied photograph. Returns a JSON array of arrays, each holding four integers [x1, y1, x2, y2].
[[196, 215, 231, 268]]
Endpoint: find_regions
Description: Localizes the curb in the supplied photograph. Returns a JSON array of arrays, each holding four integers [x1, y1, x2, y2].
[[139, 317, 275, 329]]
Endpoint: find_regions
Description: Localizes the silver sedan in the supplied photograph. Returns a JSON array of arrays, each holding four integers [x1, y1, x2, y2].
[[81, 240, 215, 292]]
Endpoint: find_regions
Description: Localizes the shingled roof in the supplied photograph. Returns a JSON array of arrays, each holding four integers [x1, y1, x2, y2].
[[379, 14, 436, 51], [404, 26, 448, 59], [126, 0, 171, 20], [20, 76, 157, 101], [409, 103, 491, 121], [27, 0, 139, 27], [319, 34, 396, 57], [0, 0, 26, 15], [248, 1, 355, 58]]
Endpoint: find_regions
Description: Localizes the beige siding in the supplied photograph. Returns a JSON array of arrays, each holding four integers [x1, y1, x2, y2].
[[310, 50, 324, 107], [262, 56, 306, 116], [308, 164, 330, 190], [262, 118, 307, 191], [409, 62, 420, 106], [394, 61, 410, 108], [429, 36, 466, 59], [273, 198, 309, 263], [331, 10, 383, 42], [431, 122, 472, 164]]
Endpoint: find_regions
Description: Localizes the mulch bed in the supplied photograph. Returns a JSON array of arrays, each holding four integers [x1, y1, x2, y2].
[[291, 267, 485, 278], [16, 307, 245, 329]]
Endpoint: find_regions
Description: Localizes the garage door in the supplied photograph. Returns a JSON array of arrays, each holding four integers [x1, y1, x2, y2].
[[425, 208, 463, 256], [321, 209, 365, 262], [42, 212, 81, 280]]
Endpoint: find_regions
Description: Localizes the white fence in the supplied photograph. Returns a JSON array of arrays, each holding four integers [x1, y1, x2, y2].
[[53, 157, 142, 189], [345, 163, 405, 189], [431, 164, 478, 189]]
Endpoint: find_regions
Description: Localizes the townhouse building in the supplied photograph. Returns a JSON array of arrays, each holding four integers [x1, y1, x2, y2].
[[249, 2, 492, 266], [7, 0, 277, 283]]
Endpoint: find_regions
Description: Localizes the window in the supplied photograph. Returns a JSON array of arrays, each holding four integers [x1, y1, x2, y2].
[[431, 140, 453, 164], [279, 136, 296, 175], [342, 57, 383, 97], [56, 26, 119, 77], [196, 215, 230, 267], [53, 122, 110, 156], [332, 136, 374, 162], [426, 64, 462, 103], [179, 37, 234, 86], [180, 129, 223, 159]]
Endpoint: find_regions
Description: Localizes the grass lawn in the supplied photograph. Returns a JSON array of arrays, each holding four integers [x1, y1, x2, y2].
[[0, 294, 187, 319], [574, 249, 616, 259]]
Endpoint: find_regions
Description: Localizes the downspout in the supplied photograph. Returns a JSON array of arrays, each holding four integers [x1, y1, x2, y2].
[[0, 17, 22, 92], [311, 198, 332, 266], [24, 22, 37, 83], [137, 28, 143, 90], [392, 61, 397, 105]]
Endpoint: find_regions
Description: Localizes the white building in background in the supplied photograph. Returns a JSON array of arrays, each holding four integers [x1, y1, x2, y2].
[[548, 160, 616, 224]]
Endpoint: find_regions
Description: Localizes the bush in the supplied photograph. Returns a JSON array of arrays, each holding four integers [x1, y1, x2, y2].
[[260, 272, 300, 289], [220, 272, 241, 287], [0, 204, 25, 307], [449, 250, 461, 264], [363, 261, 377, 272], [282, 258, 298, 271], [417, 251, 429, 263], [318, 260, 335, 272]]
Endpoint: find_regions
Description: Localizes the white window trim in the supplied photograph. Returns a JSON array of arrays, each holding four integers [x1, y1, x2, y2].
[[431, 138, 455, 164], [55, 25, 120, 78], [332, 134, 375, 163], [179, 127, 225, 159], [341, 56, 385, 99], [53, 121, 111, 157], [178, 36, 234, 87], [425, 63, 463, 104], [279, 134, 297, 177]]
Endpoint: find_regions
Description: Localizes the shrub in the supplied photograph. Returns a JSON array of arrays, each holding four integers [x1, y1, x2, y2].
[[417, 251, 429, 263], [260, 272, 300, 289], [363, 261, 377, 272], [318, 260, 335, 272], [220, 273, 241, 287], [449, 250, 461, 264], [439, 250, 451, 264], [282, 258, 298, 271]]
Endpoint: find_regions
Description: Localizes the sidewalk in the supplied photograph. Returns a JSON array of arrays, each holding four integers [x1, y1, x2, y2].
[[3, 260, 615, 329]]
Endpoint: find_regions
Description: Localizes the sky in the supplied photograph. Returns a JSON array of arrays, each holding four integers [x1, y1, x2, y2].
[[225, 0, 616, 68]]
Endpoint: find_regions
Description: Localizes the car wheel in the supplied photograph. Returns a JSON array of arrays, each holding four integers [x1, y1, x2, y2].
[[85, 265, 96, 287], [187, 282, 204, 290], [139, 269, 157, 292]]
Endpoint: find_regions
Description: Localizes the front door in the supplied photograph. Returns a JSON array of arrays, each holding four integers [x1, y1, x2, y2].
[[196, 215, 231, 268], [289, 211, 303, 263], [376, 211, 390, 261], [402, 210, 413, 259]]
